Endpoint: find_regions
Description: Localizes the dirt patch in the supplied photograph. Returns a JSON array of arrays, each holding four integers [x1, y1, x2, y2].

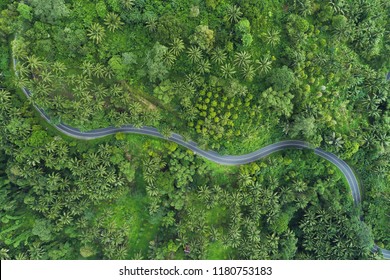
[[121, 81, 157, 110]]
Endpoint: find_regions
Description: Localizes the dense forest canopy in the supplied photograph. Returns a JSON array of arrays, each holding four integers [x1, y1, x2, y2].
[[0, 0, 389, 259]]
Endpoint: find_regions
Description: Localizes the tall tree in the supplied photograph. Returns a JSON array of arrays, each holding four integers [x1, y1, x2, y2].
[[29, 0, 69, 23], [104, 12, 123, 32], [226, 5, 242, 23], [87, 23, 105, 44]]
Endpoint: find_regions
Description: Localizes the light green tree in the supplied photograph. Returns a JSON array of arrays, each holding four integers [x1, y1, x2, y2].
[[190, 25, 215, 51], [170, 38, 185, 56], [87, 23, 105, 44], [220, 63, 236, 79]]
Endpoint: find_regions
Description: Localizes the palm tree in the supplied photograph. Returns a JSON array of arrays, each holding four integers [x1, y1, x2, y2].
[[110, 84, 124, 97], [197, 185, 211, 201], [292, 179, 308, 193], [104, 66, 114, 79], [263, 28, 281, 47], [161, 125, 172, 138], [52, 61, 67, 75], [186, 73, 202, 86], [226, 5, 242, 23], [73, 84, 88, 99], [81, 61, 94, 77], [267, 233, 280, 255], [114, 112, 129, 127], [29, 243, 45, 260], [130, 101, 143, 115], [34, 81, 50, 98], [15, 252, 29, 260], [96, 164, 107, 178], [220, 63, 236, 79], [85, 152, 101, 168], [40, 69, 54, 84], [296, 0, 314, 16], [144, 171, 156, 186], [173, 80, 187, 95], [255, 54, 272, 74], [327, 132, 344, 150], [47, 172, 61, 191], [368, 105, 380, 119], [238, 172, 253, 187], [187, 46, 202, 63], [104, 13, 124, 32], [146, 183, 158, 196], [228, 224, 241, 248], [25, 55, 44, 72], [170, 38, 185, 56], [121, 0, 135, 9], [0, 248, 10, 260], [375, 132, 389, 151], [94, 84, 108, 99], [57, 143, 69, 159], [211, 48, 226, 65], [242, 64, 255, 81], [361, 95, 380, 109], [75, 74, 92, 88], [15, 63, 30, 78], [362, 132, 375, 148], [87, 23, 105, 44], [115, 245, 128, 260], [0, 90, 11, 112], [183, 106, 197, 121], [231, 192, 243, 207], [234, 51, 252, 68], [146, 18, 157, 32], [196, 59, 211, 74], [329, 0, 346, 15], [93, 63, 105, 78], [163, 50, 176, 66]]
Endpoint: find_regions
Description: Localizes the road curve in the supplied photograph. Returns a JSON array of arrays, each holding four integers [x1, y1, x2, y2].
[[12, 58, 389, 259]]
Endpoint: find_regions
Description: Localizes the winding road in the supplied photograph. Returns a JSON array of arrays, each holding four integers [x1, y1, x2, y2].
[[12, 58, 389, 259]]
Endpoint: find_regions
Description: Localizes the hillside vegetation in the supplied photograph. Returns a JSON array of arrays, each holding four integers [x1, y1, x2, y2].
[[0, 0, 389, 259]]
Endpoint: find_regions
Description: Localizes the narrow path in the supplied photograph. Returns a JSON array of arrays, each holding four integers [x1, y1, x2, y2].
[[12, 58, 389, 259]]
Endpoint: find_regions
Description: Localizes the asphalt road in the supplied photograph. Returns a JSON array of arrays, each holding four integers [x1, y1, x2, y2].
[[13, 58, 389, 259]]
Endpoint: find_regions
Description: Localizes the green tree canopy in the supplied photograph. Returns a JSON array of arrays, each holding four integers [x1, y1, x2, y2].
[[268, 66, 295, 92], [30, 0, 69, 23]]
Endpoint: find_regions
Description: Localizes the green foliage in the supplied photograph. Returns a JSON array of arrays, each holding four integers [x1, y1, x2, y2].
[[104, 12, 123, 32], [190, 25, 215, 51], [109, 55, 126, 80], [242, 33, 253, 47], [17, 3, 33, 21], [226, 5, 242, 23], [146, 42, 170, 83], [32, 220, 53, 242], [300, 207, 374, 259], [261, 87, 294, 118], [95, 1, 107, 19], [236, 18, 251, 34], [29, 0, 69, 23], [87, 23, 105, 44], [287, 14, 309, 34], [291, 116, 317, 141], [268, 66, 295, 92], [1, 0, 389, 260]]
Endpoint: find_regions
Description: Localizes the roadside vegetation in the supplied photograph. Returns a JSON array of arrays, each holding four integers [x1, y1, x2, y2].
[[0, 0, 389, 259]]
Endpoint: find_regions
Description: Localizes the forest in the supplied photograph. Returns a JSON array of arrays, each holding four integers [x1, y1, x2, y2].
[[0, 0, 389, 259]]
